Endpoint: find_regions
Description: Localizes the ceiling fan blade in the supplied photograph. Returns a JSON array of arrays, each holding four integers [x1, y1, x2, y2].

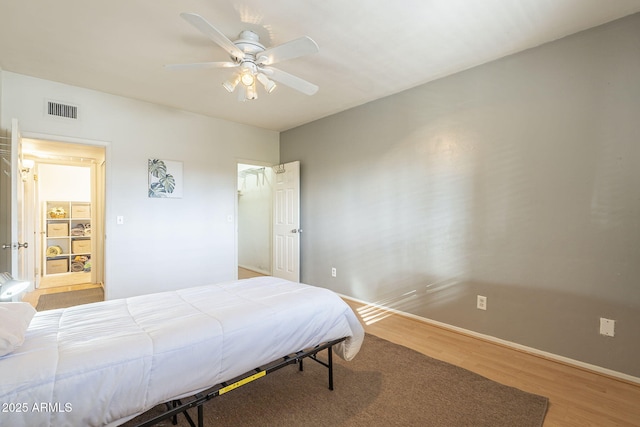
[[262, 67, 318, 96], [164, 61, 239, 70], [258, 36, 319, 66], [180, 12, 244, 60]]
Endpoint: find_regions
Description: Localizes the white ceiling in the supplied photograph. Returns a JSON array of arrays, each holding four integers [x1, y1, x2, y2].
[[1, 0, 639, 132]]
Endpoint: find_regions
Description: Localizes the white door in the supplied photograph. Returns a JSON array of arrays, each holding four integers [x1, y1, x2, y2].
[[272, 161, 300, 282], [8, 119, 28, 282]]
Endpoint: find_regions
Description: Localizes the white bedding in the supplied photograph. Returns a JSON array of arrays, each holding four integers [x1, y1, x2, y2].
[[0, 277, 364, 427]]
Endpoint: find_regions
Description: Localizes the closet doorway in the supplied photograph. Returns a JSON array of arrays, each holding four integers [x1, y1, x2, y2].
[[237, 162, 273, 277], [22, 138, 105, 291]]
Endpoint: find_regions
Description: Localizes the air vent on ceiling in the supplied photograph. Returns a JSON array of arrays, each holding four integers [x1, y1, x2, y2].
[[46, 101, 78, 119]]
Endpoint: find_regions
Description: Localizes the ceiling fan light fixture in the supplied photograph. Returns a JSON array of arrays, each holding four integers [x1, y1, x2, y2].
[[222, 74, 240, 92], [171, 13, 320, 101], [240, 71, 255, 86], [257, 73, 276, 93], [245, 82, 258, 100], [236, 84, 246, 101]]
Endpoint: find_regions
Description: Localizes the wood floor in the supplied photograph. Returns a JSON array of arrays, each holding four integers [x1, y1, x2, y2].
[[344, 298, 640, 426], [238, 267, 264, 279], [22, 269, 640, 425]]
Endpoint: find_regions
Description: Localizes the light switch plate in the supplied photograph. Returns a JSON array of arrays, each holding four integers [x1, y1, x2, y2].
[[600, 318, 615, 337]]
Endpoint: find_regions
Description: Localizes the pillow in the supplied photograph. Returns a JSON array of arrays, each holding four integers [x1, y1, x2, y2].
[[0, 302, 37, 357]]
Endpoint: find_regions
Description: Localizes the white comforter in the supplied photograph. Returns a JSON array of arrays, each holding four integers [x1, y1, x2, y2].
[[0, 277, 364, 426]]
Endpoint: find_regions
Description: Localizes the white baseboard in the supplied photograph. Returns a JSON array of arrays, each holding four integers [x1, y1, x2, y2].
[[339, 294, 640, 385]]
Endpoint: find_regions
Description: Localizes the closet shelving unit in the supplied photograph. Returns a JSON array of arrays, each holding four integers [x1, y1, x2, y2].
[[44, 201, 92, 276]]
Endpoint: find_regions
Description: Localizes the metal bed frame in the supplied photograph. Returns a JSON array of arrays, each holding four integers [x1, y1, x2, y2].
[[132, 337, 347, 427]]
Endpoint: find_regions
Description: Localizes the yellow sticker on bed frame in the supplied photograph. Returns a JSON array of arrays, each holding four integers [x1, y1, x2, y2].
[[219, 371, 266, 395]]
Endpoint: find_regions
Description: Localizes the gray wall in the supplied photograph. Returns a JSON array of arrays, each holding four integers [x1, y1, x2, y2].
[[281, 13, 640, 377]]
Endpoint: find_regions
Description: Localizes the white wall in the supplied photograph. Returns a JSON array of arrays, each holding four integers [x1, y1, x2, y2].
[[38, 164, 91, 202], [1, 72, 279, 299]]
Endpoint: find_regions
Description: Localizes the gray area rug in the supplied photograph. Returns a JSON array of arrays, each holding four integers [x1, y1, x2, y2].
[[35, 288, 104, 311], [125, 334, 548, 426]]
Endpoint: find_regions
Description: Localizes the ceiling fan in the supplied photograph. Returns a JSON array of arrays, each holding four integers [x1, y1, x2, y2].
[[166, 13, 319, 101]]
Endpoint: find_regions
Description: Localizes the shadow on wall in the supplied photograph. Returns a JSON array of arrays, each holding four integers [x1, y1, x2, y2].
[[355, 272, 640, 377]]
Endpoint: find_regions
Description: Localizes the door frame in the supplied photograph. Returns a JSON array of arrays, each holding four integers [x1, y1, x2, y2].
[[20, 131, 109, 289], [235, 158, 274, 279]]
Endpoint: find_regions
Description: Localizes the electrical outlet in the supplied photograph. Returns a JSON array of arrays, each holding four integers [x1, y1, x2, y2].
[[477, 295, 487, 310], [331, 267, 337, 278], [600, 318, 615, 337]]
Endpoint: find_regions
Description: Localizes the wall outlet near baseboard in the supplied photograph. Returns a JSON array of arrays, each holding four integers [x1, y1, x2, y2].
[[331, 267, 337, 278], [600, 318, 615, 337], [477, 295, 487, 310]]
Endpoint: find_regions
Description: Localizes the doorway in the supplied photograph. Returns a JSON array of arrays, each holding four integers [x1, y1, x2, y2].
[[236, 160, 301, 282], [21, 137, 105, 304], [237, 162, 273, 277]]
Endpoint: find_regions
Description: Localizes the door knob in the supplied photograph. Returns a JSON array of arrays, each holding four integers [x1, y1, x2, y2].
[[2, 242, 28, 249], [290, 229, 303, 234]]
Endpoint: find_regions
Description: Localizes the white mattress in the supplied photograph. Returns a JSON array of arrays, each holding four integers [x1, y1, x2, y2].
[[0, 277, 364, 426]]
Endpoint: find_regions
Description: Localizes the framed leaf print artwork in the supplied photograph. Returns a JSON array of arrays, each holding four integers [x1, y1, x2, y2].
[[148, 159, 183, 198]]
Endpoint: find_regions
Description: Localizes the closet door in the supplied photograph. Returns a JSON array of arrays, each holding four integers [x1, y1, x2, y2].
[[272, 161, 300, 282], [6, 119, 29, 284]]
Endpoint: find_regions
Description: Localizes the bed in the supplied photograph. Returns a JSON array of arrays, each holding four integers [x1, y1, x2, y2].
[[0, 276, 364, 427]]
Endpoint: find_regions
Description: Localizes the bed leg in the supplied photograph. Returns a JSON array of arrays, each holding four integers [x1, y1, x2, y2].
[[328, 345, 334, 391], [298, 358, 304, 372], [171, 401, 178, 425], [198, 404, 204, 427]]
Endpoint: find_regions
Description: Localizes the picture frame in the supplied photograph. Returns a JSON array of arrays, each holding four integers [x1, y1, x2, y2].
[[148, 159, 183, 198]]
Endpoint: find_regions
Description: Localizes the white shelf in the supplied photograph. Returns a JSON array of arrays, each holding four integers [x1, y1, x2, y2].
[[44, 201, 92, 275]]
